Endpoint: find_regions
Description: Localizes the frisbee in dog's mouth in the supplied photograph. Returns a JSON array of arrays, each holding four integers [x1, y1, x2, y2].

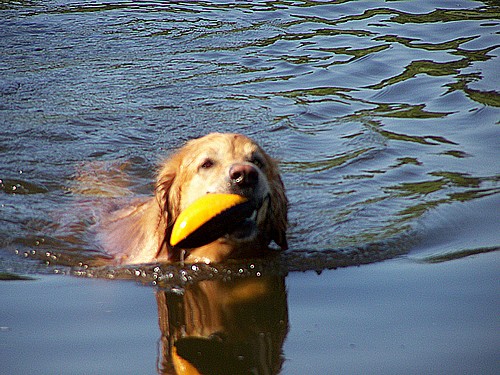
[[225, 209, 259, 241], [170, 193, 260, 249]]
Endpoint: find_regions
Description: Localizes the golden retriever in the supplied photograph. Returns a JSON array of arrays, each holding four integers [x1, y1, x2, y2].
[[98, 133, 288, 264]]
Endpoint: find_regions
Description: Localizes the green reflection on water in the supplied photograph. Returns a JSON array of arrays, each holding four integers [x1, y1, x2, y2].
[[384, 170, 499, 224], [446, 75, 500, 107], [366, 120, 456, 145], [367, 59, 470, 90], [387, 172, 481, 197], [391, 7, 500, 24], [362, 103, 452, 119], [283, 147, 372, 173], [317, 44, 390, 64], [375, 35, 478, 52], [394, 187, 498, 222]]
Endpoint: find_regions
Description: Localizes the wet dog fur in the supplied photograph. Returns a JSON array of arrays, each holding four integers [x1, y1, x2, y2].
[[97, 133, 288, 264]]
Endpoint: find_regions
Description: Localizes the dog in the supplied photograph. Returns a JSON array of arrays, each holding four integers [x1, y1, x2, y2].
[[97, 133, 288, 264]]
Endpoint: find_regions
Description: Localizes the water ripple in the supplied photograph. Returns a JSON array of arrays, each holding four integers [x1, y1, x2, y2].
[[1, 0, 499, 273]]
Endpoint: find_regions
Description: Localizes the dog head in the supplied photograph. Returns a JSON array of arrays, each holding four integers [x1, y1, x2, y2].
[[156, 133, 288, 262]]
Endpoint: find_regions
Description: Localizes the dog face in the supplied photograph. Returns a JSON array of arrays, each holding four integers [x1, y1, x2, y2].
[[177, 138, 270, 211], [156, 133, 288, 261]]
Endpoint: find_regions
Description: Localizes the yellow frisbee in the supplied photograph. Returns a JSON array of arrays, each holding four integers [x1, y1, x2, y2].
[[170, 193, 254, 249]]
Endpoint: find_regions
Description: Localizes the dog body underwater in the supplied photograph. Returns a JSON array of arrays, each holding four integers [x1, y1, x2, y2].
[[97, 133, 288, 264]]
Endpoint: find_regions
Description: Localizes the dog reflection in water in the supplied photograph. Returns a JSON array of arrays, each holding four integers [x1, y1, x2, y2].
[[156, 275, 288, 375]]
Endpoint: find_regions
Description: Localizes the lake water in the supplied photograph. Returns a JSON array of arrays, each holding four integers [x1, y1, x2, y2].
[[1, 0, 499, 374]]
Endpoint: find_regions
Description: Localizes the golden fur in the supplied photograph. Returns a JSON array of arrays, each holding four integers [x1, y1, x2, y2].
[[98, 133, 288, 264]]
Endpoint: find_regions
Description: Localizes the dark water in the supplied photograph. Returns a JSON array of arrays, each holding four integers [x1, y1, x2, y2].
[[1, 0, 499, 374]]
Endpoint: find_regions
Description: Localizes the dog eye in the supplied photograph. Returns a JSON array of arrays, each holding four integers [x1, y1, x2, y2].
[[250, 157, 264, 169], [200, 159, 214, 169]]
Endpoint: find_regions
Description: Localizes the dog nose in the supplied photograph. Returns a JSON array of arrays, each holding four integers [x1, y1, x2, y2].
[[229, 164, 259, 187]]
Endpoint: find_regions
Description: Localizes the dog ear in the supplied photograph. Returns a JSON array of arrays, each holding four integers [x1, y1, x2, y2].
[[156, 160, 176, 212], [270, 173, 288, 250], [265, 157, 288, 250], [154, 156, 181, 260]]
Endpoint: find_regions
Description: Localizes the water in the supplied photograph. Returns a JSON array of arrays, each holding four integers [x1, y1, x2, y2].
[[1, 0, 499, 373]]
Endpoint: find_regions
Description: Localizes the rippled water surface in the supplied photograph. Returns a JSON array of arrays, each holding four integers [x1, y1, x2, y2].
[[1, 0, 499, 373]]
